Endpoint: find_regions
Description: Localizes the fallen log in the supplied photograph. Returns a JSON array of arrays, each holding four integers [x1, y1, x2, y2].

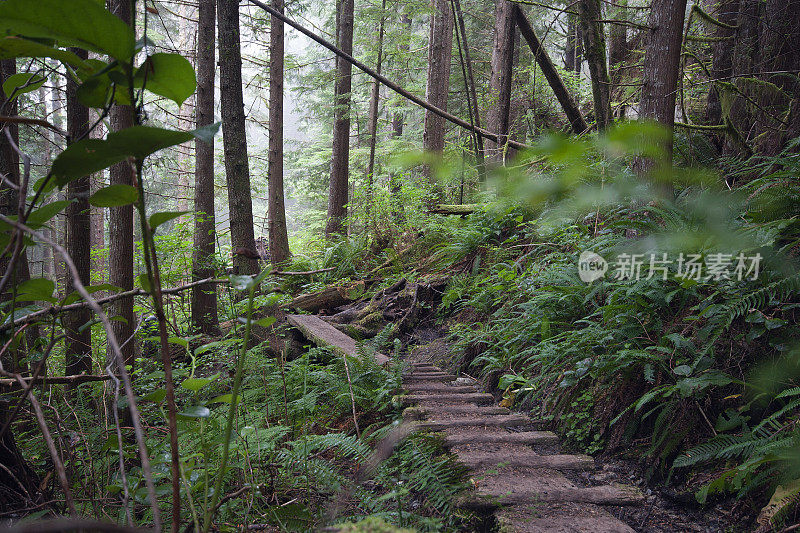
[[286, 314, 390, 365], [428, 204, 478, 215], [288, 279, 374, 312]]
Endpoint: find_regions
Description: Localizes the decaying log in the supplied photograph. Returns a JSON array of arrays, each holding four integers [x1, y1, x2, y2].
[[288, 280, 371, 312], [428, 204, 477, 215]]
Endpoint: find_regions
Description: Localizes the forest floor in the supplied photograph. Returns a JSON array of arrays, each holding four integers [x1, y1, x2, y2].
[[301, 290, 746, 532]]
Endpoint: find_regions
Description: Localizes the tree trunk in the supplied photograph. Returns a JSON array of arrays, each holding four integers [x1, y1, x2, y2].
[[452, 0, 485, 177], [423, 0, 454, 160], [64, 47, 92, 379], [108, 0, 136, 368], [636, 0, 688, 168], [608, 0, 628, 117], [486, 0, 515, 163], [192, 0, 219, 334], [365, 0, 386, 219], [218, 0, 259, 274], [326, 0, 355, 238], [268, 0, 291, 264], [90, 112, 106, 284], [389, 14, 411, 221], [0, 59, 36, 372], [578, 0, 612, 130], [564, 13, 583, 75], [176, 0, 197, 212], [515, 6, 589, 134]]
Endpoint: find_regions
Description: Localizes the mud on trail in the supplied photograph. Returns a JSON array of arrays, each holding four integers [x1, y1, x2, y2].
[[291, 277, 742, 532]]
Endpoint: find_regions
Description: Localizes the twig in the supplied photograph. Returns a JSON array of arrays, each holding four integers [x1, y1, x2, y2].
[[0, 115, 67, 137], [0, 277, 226, 333], [10, 374, 76, 515], [0, 373, 117, 389], [0, 214, 162, 530]]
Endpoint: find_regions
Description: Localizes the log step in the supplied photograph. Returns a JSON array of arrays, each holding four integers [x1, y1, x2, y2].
[[445, 430, 559, 446], [455, 450, 594, 470], [408, 405, 511, 417], [495, 513, 636, 533], [417, 415, 530, 430], [403, 373, 458, 381], [404, 383, 477, 393], [466, 483, 644, 507], [400, 392, 495, 405]]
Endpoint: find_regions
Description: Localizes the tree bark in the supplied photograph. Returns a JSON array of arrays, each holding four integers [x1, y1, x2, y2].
[[636, 0, 688, 167], [326, 0, 355, 238], [192, 0, 220, 334], [564, 13, 583, 75], [608, 0, 628, 117], [108, 0, 136, 368], [268, 0, 291, 264], [365, 0, 386, 219], [218, 0, 259, 274], [578, 0, 613, 130], [0, 59, 37, 372], [423, 0, 454, 159], [487, 0, 515, 163], [64, 47, 92, 379], [389, 14, 411, 220], [515, 6, 589, 134]]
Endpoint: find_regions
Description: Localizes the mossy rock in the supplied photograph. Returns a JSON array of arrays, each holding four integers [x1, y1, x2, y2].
[[333, 516, 416, 532]]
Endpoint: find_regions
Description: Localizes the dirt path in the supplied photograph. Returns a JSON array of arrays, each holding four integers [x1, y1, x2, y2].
[[401, 360, 642, 532]]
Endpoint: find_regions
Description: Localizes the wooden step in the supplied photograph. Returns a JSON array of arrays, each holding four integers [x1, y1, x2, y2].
[[407, 405, 511, 417], [404, 383, 477, 393], [464, 483, 644, 507], [400, 392, 494, 405], [454, 450, 594, 470], [444, 430, 559, 447], [496, 512, 635, 533], [417, 415, 530, 431], [403, 373, 458, 381]]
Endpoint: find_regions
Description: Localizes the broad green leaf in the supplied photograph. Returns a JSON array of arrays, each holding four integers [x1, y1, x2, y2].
[[208, 394, 239, 404], [149, 210, 189, 230], [181, 373, 219, 392], [229, 275, 253, 291], [17, 278, 55, 302], [51, 124, 221, 185], [0, 36, 90, 69], [0, 0, 136, 61], [168, 336, 189, 349], [137, 273, 152, 292], [3, 72, 45, 98], [135, 53, 197, 106], [26, 200, 71, 228], [255, 317, 276, 328], [178, 406, 210, 420], [89, 184, 138, 207]]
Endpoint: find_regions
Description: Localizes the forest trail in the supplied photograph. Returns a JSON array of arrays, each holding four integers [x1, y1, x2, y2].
[[292, 314, 643, 532]]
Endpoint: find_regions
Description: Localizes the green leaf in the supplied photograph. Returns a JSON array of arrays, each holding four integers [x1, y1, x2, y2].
[[141, 388, 166, 404], [673, 365, 693, 377], [168, 336, 189, 349], [181, 373, 219, 392], [89, 184, 139, 207], [149, 210, 189, 230], [51, 124, 221, 185], [17, 278, 55, 302], [135, 53, 197, 106], [228, 275, 253, 291], [0, 0, 136, 61], [208, 393, 239, 405], [254, 317, 276, 328], [0, 36, 90, 69], [178, 406, 210, 420], [62, 283, 121, 305], [137, 273, 152, 292], [3, 72, 45, 98], [26, 200, 71, 228]]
